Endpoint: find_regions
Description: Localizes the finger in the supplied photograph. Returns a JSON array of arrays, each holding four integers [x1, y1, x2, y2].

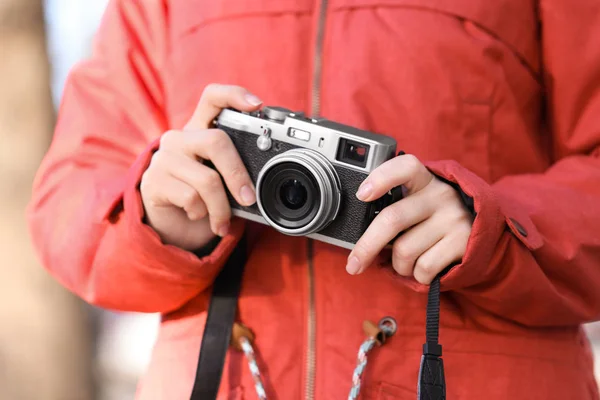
[[413, 229, 469, 285], [158, 129, 256, 206], [185, 129, 256, 206], [162, 176, 208, 221], [141, 168, 207, 220], [185, 84, 263, 130], [154, 151, 232, 236], [390, 214, 448, 277], [346, 190, 435, 275], [356, 154, 433, 202]]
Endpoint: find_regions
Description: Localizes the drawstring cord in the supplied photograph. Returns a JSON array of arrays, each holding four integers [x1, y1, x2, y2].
[[232, 317, 397, 400], [233, 280, 444, 400], [231, 323, 267, 400], [349, 338, 378, 399], [239, 336, 267, 400], [348, 317, 398, 400]]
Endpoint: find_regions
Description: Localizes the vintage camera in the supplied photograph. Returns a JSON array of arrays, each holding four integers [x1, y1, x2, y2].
[[215, 106, 402, 249]]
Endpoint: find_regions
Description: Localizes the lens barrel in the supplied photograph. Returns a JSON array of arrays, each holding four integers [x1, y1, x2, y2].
[[256, 149, 341, 235]]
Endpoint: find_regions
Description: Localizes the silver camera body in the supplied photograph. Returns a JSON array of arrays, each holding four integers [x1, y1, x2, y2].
[[216, 106, 399, 250]]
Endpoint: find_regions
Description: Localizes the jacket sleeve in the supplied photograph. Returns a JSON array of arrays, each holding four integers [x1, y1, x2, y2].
[[27, 0, 243, 314], [409, 0, 600, 328]]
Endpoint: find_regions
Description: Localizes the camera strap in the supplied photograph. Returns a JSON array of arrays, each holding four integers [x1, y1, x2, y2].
[[418, 275, 446, 400], [190, 234, 247, 400]]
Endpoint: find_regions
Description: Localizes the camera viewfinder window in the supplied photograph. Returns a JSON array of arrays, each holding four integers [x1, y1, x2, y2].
[[336, 138, 370, 168]]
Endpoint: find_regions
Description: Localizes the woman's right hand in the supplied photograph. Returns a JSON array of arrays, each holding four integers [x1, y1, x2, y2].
[[140, 84, 263, 251]]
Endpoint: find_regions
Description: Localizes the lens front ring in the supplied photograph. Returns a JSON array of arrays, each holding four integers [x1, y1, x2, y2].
[[256, 149, 341, 236]]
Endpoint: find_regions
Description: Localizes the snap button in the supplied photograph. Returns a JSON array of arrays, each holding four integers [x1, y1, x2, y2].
[[509, 218, 528, 237]]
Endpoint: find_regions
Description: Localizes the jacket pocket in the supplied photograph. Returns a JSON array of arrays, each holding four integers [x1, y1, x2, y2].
[[377, 382, 417, 399], [363, 381, 416, 399], [329, 0, 539, 74]]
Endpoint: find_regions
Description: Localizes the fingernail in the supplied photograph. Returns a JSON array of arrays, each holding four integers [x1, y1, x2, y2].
[[356, 182, 373, 200], [346, 256, 361, 275], [217, 222, 230, 237], [240, 185, 256, 205], [244, 93, 263, 106]]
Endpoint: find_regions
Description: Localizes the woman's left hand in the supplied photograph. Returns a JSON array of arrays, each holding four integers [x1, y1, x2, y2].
[[346, 154, 474, 284]]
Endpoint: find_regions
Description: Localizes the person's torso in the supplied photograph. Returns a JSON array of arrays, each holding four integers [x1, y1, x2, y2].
[[136, 1, 598, 398]]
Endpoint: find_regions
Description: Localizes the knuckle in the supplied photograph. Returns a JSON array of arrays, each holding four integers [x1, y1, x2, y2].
[[392, 240, 415, 263], [140, 168, 152, 183], [210, 206, 231, 223], [415, 256, 435, 275], [148, 151, 163, 167], [201, 169, 223, 189], [228, 164, 248, 182], [181, 189, 200, 210], [459, 221, 473, 237], [139, 171, 154, 195], [140, 171, 149, 186], [140, 176, 161, 208], [159, 130, 178, 148], [437, 182, 459, 201], [202, 83, 221, 97], [147, 151, 170, 172], [414, 272, 430, 285], [455, 210, 473, 227], [443, 205, 472, 227], [352, 242, 371, 261], [207, 129, 231, 151], [451, 230, 470, 255], [392, 262, 412, 276], [403, 154, 420, 174], [145, 197, 161, 210], [379, 206, 402, 227]]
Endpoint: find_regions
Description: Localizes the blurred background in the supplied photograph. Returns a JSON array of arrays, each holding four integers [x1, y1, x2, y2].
[[0, 1, 599, 399], [1, 0, 157, 399]]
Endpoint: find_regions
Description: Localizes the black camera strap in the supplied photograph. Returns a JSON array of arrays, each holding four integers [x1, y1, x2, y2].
[[190, 235, 247, 400], [418, 275, 446, 400]]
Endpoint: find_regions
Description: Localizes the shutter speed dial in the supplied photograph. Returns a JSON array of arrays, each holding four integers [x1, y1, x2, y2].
[[262, 106, 292, 122]]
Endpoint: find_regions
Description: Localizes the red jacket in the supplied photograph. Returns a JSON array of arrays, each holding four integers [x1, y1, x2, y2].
[[28, 0, 600, 398]]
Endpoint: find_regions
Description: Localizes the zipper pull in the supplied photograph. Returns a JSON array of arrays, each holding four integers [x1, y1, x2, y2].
[[231, 322, 255, 351], [349, 317, 398, 400], [362, 317, 397, 346]]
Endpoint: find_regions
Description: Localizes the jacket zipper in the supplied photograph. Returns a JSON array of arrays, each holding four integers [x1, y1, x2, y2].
[[311, 0, 328, 117], [305, 239, 316, 400], [306, 2, 328, 400]]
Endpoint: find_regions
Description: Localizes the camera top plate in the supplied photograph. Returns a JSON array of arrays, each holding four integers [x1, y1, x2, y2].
[[217, 106, 397, 174]]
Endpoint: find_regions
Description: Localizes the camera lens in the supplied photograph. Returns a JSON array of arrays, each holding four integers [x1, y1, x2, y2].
[[280, 179, 308, 210], [258, 162, 320, 230], [256, 149, 341, 236]]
